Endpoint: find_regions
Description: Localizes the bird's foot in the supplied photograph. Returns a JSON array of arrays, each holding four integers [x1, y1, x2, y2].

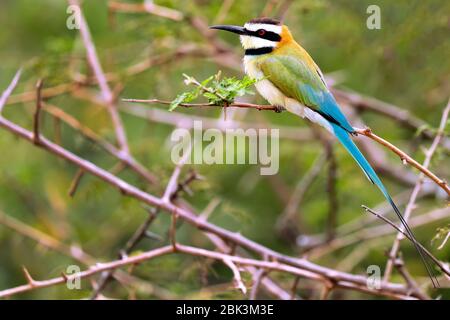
[[274, 105, 285, 113]]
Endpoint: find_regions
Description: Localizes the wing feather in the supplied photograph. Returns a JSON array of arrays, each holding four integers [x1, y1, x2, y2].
[[259, 54, 354, 133]]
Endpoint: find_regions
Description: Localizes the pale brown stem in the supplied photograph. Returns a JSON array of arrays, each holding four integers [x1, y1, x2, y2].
[[0, 72, 428, 299], [355, 127, 450, 196], [69, 0, 129, 154], [0, 69, 22, 113], [128, 98, 449, 196], [383, 100, 450, 281]]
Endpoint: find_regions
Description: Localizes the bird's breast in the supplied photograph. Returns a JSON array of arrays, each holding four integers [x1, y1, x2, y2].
[[243, 56, 307, 117]]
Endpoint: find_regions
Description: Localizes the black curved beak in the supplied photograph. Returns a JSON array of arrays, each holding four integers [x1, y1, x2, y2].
[[209, 25, 246, 35]]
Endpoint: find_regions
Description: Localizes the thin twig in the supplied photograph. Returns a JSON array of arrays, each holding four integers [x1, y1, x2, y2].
[[122, 98, 281, 111], [362, 205, 449, 277], [308, 206, 450, 260], [290, 276, 300, 300], [437, 231, 450, 250], [0, 68, 22, 113], [0, 114, 420, 298], [43, 103, 158, 184], [249, 268, 266, 300], [131, 98, 449, 195], [222, 258, 247, 295], [69, 0, 128, 154], [68, 168, 85, 197], [394, 257, 430, 300], [33, 79, 44, 144], [21, 266, 37, 287], [320, 283, 334, 300], [170, 208, 178, 251], [333, 88, 446, 143], [383, 100, 450, 282], [356, 127, 450, 196], [0, 76, 432, 299]]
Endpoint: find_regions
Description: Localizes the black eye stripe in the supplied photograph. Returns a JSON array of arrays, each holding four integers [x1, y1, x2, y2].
[[244, 29, 281, 42]]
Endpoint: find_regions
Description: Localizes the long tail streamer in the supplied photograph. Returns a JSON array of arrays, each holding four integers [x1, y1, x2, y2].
[[332, 123, 439, 288]]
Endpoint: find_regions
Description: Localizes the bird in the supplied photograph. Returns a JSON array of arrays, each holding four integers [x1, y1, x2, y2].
[[210, 17, 438, 287]]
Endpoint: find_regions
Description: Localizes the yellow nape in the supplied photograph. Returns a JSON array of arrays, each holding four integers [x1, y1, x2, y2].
[[277, 25, 295, 48], [275, 25, 321, 73]]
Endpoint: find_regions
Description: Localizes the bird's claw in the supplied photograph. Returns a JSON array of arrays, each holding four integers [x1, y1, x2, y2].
[[274, 105, 284, 113]]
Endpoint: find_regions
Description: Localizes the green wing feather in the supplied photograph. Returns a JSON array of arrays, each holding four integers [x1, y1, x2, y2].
[[258, 54, 354, 132], [259, 55, 326, 107]]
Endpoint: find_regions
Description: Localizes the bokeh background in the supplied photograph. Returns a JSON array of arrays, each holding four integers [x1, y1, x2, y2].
[[0, 0, 449, 299]]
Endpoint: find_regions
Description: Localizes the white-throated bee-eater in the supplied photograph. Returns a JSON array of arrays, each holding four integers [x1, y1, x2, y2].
[[211, 17, 437, 286]]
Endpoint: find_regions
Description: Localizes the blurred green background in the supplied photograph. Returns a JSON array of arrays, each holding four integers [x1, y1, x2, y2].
[[0, 0, 449, 299]]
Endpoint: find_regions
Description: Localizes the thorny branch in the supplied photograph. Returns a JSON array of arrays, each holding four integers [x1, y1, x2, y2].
[[0, 71, 429, 300], [130, 98, 450, 196], [1, 1, 449, 300], [383, 100, 450, 282], [67, 0, 158, 185]]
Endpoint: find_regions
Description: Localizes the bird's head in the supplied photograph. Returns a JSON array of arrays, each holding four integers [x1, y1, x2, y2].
[[210, 18, 293, 54]]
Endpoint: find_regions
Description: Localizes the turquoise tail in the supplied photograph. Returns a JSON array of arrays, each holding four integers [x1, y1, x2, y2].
[[331, 123, 438, 287]]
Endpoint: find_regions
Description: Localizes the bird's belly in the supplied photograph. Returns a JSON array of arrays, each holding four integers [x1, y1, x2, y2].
[[253, 79, 306, 117], [254, 79, 285, 106]]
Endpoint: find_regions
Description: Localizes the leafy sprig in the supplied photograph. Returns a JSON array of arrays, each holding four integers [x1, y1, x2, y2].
[[169, 71, 257, 111]]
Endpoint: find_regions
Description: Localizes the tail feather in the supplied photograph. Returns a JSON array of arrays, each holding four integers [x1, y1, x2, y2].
[[332, 123, 438, 287]]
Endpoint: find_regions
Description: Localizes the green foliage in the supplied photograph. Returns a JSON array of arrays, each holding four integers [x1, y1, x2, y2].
[[169, 72, 257, 111]]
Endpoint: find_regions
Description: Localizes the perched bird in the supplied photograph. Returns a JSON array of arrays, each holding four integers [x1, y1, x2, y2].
[[211, 17, 437, 286]]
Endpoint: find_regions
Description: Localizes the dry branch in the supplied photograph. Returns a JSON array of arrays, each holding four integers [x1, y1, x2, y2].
[[0, 69, 22, 113], [383, 100, 450, 281], [130, 98, 450, 196], [0, 72, 422, 299]]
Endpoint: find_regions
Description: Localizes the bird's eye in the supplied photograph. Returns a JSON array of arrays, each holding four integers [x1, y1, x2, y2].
[[258, 29, 266, 36]]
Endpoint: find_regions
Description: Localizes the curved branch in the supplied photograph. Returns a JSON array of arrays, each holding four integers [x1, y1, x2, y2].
[[128, 98, 450, 196]]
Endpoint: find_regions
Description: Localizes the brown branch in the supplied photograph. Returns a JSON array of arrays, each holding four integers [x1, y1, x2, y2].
[[320, 282, 334, 300], [195, 202, 296, 300], [0, 74, 428, 299], [249, 268, 266, 300], [33, 79, 44, 144], [0, 209, 176, 299], [384, 100, 450, 282], [122, 98, 281, 111], [290, 276, 300, 300], [223, 257, 247, 295], [170, 208, 178, 251], [69, 0, 129, 154], [68, 168, 85, 197], [43, 103, 158, 185], [130, 98, 449, 195], [121, 102, 314, 142], [308, 206, 450, 260], [362, 206, 449, 277], [0, 113, 420, 298], [355, 127, 450, 196], [21, 266, 37, 287], [332, 88, 445, 142], [89, 207, 160, 299], [90, 168, 199, 298], [6, 45, 206, 107], [394, 257, 430, 300]]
